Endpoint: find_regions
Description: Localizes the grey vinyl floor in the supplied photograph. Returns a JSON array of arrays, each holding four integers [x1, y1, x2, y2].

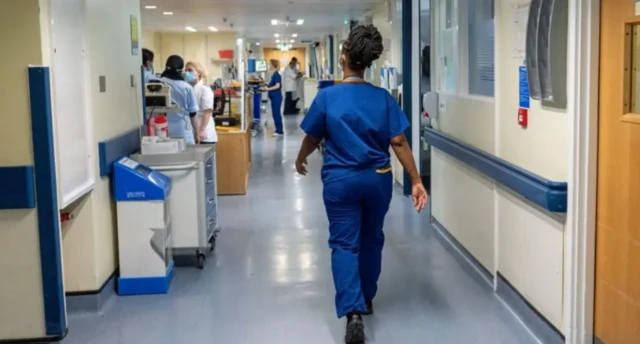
[[63, 116, 537, 344]]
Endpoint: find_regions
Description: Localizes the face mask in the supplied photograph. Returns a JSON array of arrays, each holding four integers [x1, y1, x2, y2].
[[184, 71, 197, 83]]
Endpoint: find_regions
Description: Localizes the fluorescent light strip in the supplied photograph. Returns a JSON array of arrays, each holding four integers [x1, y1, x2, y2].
[[271, 19, 278, 25], [292, 33, 298, 37], [208, 26, 218, 32], [185, 26, 196, 32], [163, 11, 173, 15], [145, 5, 157, 9], [296, 19, 304, 25], [274, 33, 280, 38]]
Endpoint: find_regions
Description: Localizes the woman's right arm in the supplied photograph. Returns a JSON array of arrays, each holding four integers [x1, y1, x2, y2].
[[390, 134, 428, 212], [390, 134, 421, 185]]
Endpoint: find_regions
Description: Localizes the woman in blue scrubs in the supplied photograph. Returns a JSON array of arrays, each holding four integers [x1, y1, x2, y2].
[[159, 55, 199, 145], [295, 25, 428, 344], [261, 59, 284, 136]]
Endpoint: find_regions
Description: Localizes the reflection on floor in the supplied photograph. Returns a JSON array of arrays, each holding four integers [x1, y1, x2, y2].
[[64, 117, 536, 344]]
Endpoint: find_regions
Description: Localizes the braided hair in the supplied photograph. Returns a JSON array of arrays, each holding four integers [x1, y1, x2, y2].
[[342, 25, 384, 70]]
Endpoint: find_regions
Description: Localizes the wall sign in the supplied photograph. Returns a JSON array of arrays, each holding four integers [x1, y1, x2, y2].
[[130, 15, 139, 56], [519, 65, 530, 109]]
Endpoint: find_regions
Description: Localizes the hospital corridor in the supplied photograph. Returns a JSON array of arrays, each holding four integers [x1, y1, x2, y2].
[[62, 118, 535, 343], [0, 0, 637, 344]]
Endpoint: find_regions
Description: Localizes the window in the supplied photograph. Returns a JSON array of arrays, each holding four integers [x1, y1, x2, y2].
[[436, 0, 459, 94], [467, 0, 495, 97]]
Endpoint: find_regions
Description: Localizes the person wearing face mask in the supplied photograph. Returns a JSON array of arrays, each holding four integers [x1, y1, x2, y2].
[[185, 61, 216, 144], [295, 25, 428, 344], [159, 55, 200, 145], [142, 48, 158, 83], [283, 57, 301, 115], [260, 59, 284, 136]]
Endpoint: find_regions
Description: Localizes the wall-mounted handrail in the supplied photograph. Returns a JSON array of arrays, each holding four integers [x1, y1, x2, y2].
[[0, 166, 36, 209], [423, 128, 567, 213], [98, 127, 141, 177]]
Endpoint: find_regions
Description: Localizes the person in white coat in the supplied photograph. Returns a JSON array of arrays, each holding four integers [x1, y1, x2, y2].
[[283, 57, 300, 115], [185, 61, 217, 144]]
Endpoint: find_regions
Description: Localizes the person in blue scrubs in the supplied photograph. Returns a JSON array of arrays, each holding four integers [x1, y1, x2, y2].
[[159, 55, 199, 145], [295, 25, 428, 344], [261, 59, 284, 137]]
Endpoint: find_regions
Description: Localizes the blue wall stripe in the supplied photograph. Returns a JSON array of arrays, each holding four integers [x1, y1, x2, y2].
[[402, 0, 413, 195], [0, 166, 36, 209], [28, 67, 66, 336], [423, 128, 568, 212], [98, 128, 141, 177]]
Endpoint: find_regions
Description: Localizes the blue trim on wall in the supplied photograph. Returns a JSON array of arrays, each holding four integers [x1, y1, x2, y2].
[[98, 128, 141, 177], [141, 65, 146, 124], [0, 166, 36, 209], [28, 67, 66, 336], [402, 0, 413, 196], [423, 128, 568, 212], [329, 35, 335, 76], [117, 262, 175, 296]]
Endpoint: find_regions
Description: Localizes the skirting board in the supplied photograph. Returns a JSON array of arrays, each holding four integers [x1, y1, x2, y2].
[[496, 273, 565, 344], [431, 216, 564, 344], [66, 271, 117, 314]]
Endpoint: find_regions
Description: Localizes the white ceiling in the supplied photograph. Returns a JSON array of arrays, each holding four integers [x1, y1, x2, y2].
[[140, 0, 384, 44]]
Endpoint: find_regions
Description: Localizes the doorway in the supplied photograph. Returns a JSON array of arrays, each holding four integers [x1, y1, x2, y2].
[[595, 0, 640, 342]]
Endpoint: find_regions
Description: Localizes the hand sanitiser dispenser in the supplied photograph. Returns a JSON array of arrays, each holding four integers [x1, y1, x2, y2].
[[113, 157, 174, 295]]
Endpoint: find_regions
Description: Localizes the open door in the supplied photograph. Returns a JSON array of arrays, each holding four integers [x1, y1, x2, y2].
[[595, 0, 640, 342]]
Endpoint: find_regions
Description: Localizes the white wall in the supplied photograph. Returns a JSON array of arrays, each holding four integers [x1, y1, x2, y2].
[[142, 30, 238, 83], [494, 0, 566, 328], [430, 0, 567, 331], [62, 0, 143, 292]]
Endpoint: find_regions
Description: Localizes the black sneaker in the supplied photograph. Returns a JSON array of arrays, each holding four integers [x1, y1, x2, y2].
[[345, 313, 365, 344], [362, 299, 373, 316]]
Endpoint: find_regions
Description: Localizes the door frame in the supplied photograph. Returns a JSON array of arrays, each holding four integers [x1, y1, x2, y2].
[[564, 0, 599, 343]]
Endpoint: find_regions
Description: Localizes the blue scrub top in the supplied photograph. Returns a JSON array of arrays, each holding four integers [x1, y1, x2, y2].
[[159, 77, 199, 145], [301, 83, 410, 184], [268, 72, 282, 99], [144, 69, 159, 83]]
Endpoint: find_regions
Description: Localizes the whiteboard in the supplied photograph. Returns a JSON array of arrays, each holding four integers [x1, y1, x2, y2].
[[49, 0, 94, 208]]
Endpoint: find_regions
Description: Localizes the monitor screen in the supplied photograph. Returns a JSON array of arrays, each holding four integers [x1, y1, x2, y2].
[[255, 60, 267, 72]]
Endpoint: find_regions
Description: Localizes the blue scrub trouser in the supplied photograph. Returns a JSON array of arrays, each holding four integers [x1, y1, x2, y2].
[[269, 95, 284, 134], [323, 169, 393, 318]]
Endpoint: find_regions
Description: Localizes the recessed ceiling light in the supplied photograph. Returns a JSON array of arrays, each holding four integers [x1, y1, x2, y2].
[[145, 5, 157, 9], [296, 19, 304, 25], [290, 39, 295, 43], [275, 39, 280, 43], [274, 33, 280, 38], [163, 11, 173, 15], [185, 26, 196, 32], [292, 33, 298, 37], [256, 42, 261, 46], [208, 26, 218, 32], [271, 19, 278, 25]]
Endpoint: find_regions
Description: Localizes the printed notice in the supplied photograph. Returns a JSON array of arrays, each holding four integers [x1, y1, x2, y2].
[[512, 2, 530, 59]]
